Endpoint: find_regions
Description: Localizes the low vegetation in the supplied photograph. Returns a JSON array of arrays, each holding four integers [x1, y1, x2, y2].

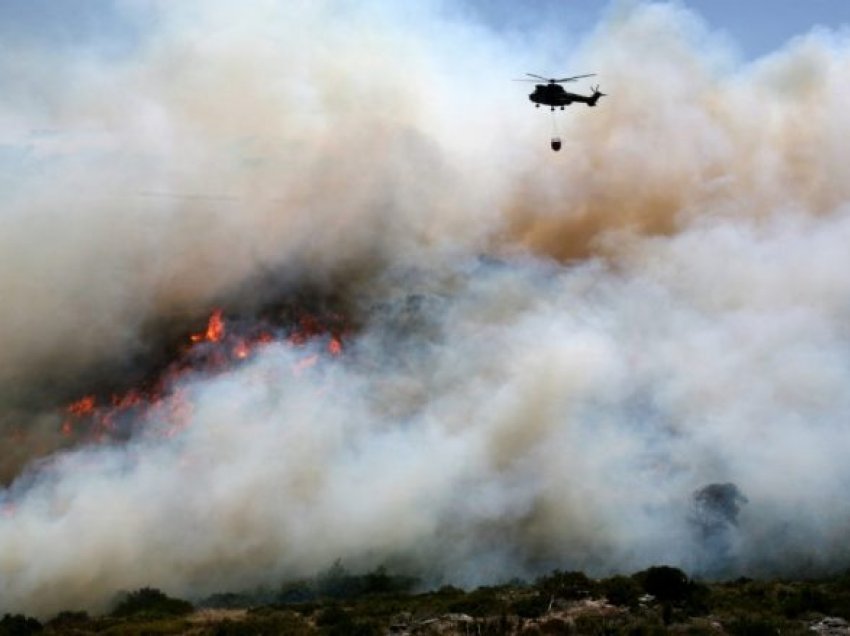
[[4, 565, 850, 635]]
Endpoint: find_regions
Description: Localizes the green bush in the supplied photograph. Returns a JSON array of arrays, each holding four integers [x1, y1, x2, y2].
[[324, 621, 381, 636], [315, 604, 348, 627], [536, 570, 595, 601], [682, 582, 712, 617], [210, 621, 256, 636], [825, 593, 850, 620], [511, 593, 550, 618], [573, 614, 607, 635], [635, 567, 690, 604], [600, 575, 642, 609], [779, 585, 829, 618], [210, 613, 312, 636], [537, 617, 572, 634], [278, 580, 317, 604], [0, 614, 42, 636], [312, 604, 381, 636], [612, 615, 669, 636], [45, 610, 89, 631], [313, 562, 417, 600], [103, 617, 191, 635], [724, 615, 783, 636], [110, 587, 194, 618], [448, 587, 507, 617], [200, 592, 257, 609]]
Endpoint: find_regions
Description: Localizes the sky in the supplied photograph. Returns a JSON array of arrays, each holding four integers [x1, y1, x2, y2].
[[681, 0, 850, 57], [464, 0, 850, 60], [1, 0, 849, 60]]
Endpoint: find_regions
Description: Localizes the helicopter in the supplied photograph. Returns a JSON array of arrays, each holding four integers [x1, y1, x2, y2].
[[516, 73, 606, 151], [517, 73, 606, 110]]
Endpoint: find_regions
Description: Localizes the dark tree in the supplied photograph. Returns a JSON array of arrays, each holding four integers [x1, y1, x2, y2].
[[637, 566, 690, 603], [692, 483, 747, 532], [110, 587, 193, 617], [600, 575, 642, 608], [691, 482, 748, 576], [0, 614, 42, 636]]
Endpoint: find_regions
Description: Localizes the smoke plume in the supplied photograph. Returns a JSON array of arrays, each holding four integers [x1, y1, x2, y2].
[[2, 0, 850, 616]]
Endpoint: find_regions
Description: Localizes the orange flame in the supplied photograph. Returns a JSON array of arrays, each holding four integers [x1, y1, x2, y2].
[[328, 336, 343, 356], [67, 395, 96, 415], [59, 307, 349, 442], [233, 340, 251, 359], [191, 309, 225, 343], [63, 395, 96, 436]]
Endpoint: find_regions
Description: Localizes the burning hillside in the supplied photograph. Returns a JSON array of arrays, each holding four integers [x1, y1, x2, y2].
[[3, 0, 850, 619], [59, 307, 347, 444]]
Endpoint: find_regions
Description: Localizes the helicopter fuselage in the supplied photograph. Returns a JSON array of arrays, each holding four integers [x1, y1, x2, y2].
[[529, 83, 602, 109]]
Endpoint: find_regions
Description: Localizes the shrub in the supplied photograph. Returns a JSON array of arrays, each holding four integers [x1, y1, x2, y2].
[[324, 621, 380, 636], [619, 617, 669, 636], [362, 566, 417, 595], [314, 562, 417, 600], [779, 585, 830, 618], [210, 613, 312, 636], [44, 611, 89, 631], [313, 605, 380, 636], [0, 614, 42, 636], [536, 570, 595, 601], [315, 604, 348, 627], [724, 615, 783, 636], [636, 567, 690, 603], [600, 575, 642, 609], [448, 587, 506, 617], [200, 592, 257, 609], [316, 561, 359, 599], [511, 594, 550, 618], [278, 580, 317, 604], [573, 614, 607, 635], [538, 617, 572, 634], [110, 587, 194, 618], [211, 621, 256, 636]]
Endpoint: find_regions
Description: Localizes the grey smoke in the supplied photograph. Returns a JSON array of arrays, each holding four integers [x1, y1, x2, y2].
[[2, 0, 850, 617]]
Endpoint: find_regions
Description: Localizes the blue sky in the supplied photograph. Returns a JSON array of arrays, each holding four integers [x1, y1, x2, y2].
[[0, 1, 848, 60], [0, 0, 147, 55], [463, 0, 850, 59], [676, 0, 850, 56]]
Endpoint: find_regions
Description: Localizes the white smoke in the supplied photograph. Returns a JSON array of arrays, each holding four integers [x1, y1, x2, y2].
[[2, 0, 850, 617]]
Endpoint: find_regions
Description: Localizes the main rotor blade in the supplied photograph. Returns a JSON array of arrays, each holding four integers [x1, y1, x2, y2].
[[525, 73, 550, 81], [553, 73, 596, 82], [513, 79, 540, 82]]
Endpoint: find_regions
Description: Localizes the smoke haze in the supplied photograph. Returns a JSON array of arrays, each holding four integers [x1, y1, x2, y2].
[[2, 0, 850, 616]]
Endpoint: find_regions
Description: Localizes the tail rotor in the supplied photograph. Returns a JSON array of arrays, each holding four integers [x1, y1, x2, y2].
[[588, 84, 606, 107]]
